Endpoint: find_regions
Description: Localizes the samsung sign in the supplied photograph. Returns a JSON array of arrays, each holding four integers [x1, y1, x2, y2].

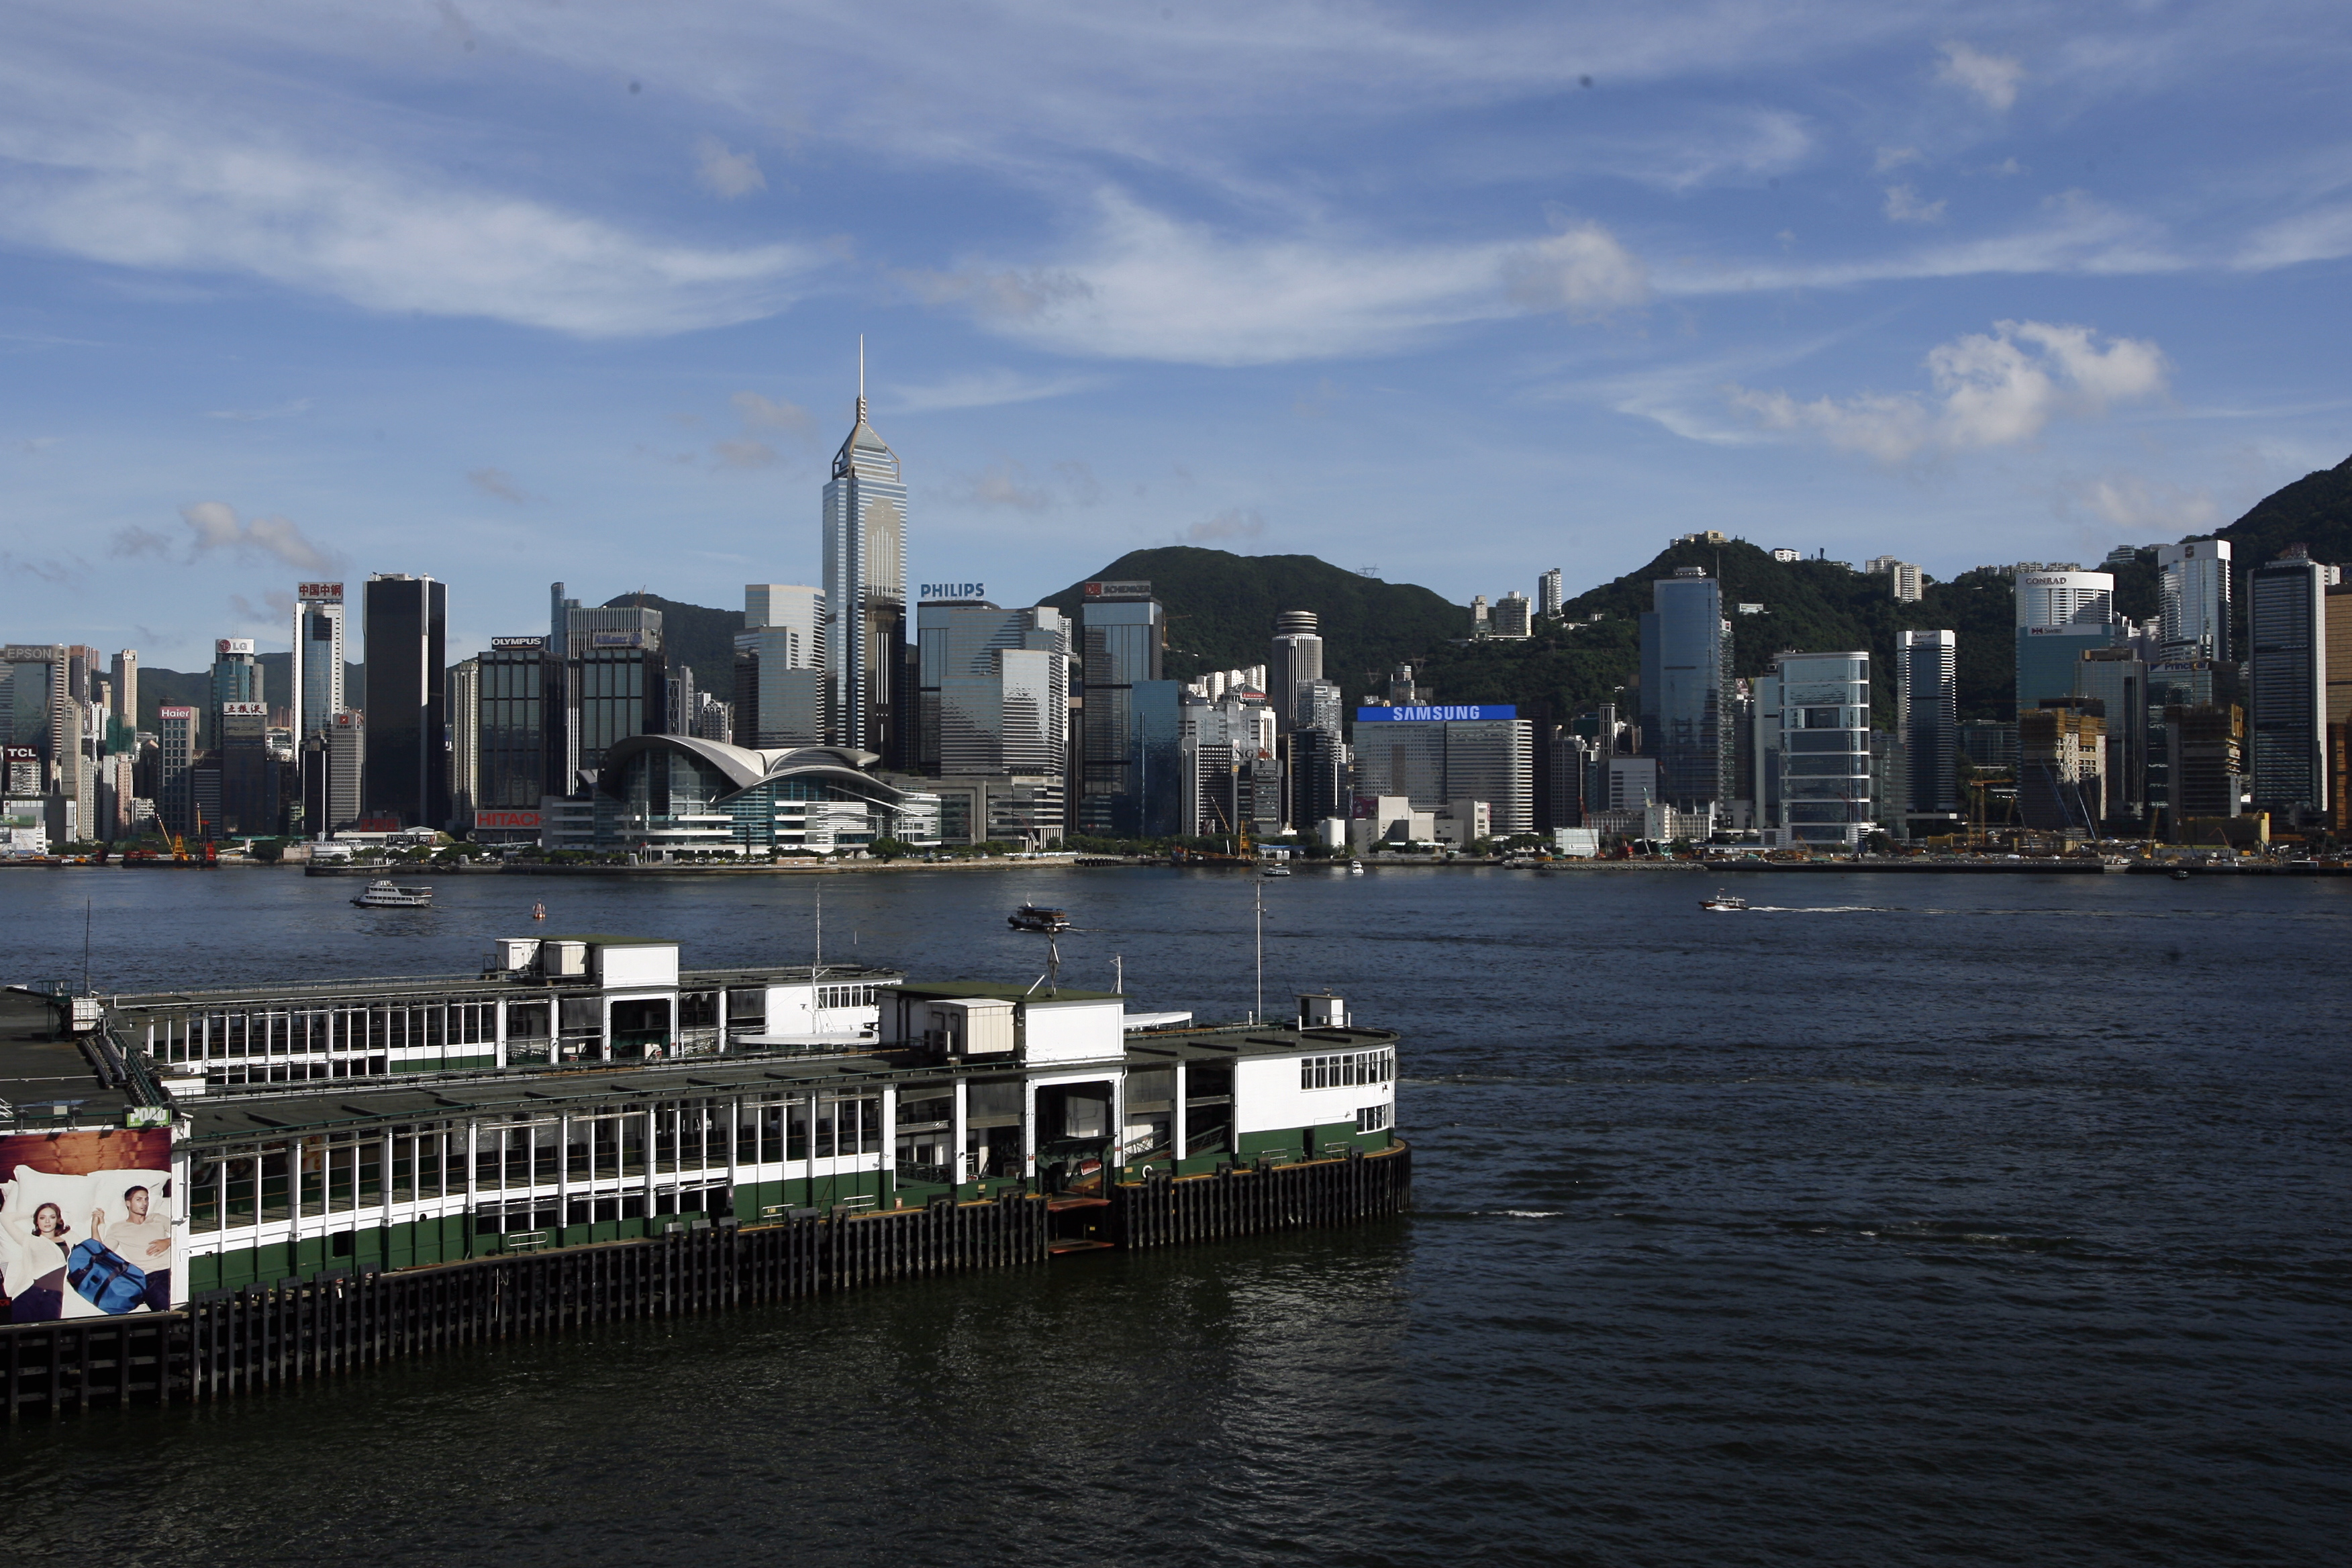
[[919, 583, 986, 601], [1355, 704, 1517, 722]]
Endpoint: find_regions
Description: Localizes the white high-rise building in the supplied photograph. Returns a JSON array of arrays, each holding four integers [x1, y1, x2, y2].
[[2157, 539, 2231, 661], [1538, 569, 1564, 620], [822, 348, 908, 758], [1267, 609, 1324, 734]]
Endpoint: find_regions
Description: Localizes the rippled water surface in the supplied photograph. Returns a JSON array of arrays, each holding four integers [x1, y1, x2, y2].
[[1, 864, 2347, 1567]]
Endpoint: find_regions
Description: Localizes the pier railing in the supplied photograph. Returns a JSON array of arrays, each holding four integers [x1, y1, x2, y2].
[[0, 1142, 1410, 1420]]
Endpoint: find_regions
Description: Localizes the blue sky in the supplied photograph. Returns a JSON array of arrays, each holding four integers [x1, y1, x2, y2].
[[3, 1, 2349, 669]]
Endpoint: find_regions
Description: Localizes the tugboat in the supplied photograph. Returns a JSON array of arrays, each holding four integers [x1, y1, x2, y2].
[[1700, 889, 1749, 912], [352, 879, 434, 908], [1008, 903, 1073, 933]]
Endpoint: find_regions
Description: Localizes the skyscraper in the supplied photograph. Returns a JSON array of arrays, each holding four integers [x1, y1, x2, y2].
[[737, 584, 828, 747], [1639, 568, 1732, 814], [477, 637, 560, 832], [1267, 610, 1324, 734], [208, 638, 261, 743], [362, 573, 448, 829], [2249, 548, 2335, 821], [1538, 569, 1564, 621], [2075, 646, 2147, 828], [290, 583, 345, 740], [1351, 703, 1534, 834], [822, 353, 908, 758], [2157, 540, 2231, 661], [2016, 569, 2118, 718], [157, 705, 197, 837], [1766, 650, 1873, 849], [1077, 583, 1165, 835], [1897, 629, 1959, 824], [916, 601, 1071, 778]]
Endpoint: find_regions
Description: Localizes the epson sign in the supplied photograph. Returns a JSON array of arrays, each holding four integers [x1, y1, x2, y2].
[[920, 583, 987, 601]]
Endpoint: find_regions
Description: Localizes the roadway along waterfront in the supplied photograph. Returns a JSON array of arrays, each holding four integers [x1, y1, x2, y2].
[[3, 865, 2346, 1566]]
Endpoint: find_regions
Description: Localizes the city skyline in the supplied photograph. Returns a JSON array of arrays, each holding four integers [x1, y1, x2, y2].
[[3, 5, 2349, 669]]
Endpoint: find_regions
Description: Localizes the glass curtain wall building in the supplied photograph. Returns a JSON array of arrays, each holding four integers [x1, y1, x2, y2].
[[737, 584, 827, 748], [1767, 652, 1874, 849], [1639, 569, 1732, 815], [1077, 595, 1165, 836], [1351, 707, 1534, 834], [2016, 570, 2118, 718], [362, 574, 448, 829], [1897, 630, 1959, 824], [290, 586, 344, 740], [2249, 550, 2334, 820], [2157, 540, 2231, 660], [2075, 646, 2147, 828], [916, 602, 1071, 777], [822, 377, 908, 761], [478, 639, 559, 812]]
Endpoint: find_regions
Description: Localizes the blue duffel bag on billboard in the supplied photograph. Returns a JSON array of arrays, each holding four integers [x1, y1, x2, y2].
[[66, 1238, 149, 1314]]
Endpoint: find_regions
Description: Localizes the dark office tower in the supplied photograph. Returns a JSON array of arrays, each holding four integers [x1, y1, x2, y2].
[[1076, 585, 1165, 836], [362, 573, 448, 828], [2249, 548, 2333, 822], [1898, 630, 1960, 826], [1638, 568, 1732, 814], [217, 699, 277, 836], [2075, 645, 2147, 829], [1288, 726, 1349, 830]]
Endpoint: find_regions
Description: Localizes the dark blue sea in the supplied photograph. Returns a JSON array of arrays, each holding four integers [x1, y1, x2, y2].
[[1, 863, 2346, 1567]]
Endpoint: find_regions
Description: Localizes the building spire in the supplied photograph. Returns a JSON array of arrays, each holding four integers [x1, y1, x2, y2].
[[856, 334, 866, 424]]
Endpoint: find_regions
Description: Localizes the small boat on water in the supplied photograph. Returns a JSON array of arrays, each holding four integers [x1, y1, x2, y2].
[[1260, 863, 1291, 877], [1008, 903, 1073, 932], [1700, 890, 1748, 912], [1346, 859, 1365, 875], [352, 879, 433, 909], [2170, 868, 2192, 881]]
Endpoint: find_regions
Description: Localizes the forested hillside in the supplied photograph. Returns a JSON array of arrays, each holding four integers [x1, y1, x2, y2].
[[1042, 547, 1467, 693]]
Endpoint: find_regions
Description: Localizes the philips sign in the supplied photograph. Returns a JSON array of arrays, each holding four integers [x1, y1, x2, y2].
[[1355, 704, 1517, 722], [920, 583, 987, 601]]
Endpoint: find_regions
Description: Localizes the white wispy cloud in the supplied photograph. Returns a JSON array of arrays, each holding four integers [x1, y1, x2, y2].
[[891, 369, 1106, 413], [468, 466, 528, 503], [121, 501, 339, 571], [1883, 185, 1947, 225], [205, 397, 311, 422], [1937, 40, 2024, 112], [693, 135, 766, 199], [2062, 473, 2220, 533], [1726, 319, 2170, 462]]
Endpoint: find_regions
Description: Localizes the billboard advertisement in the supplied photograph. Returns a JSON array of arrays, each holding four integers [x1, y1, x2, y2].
[[1, 1130, 175, 1320], [1083, 581, 1153, 599], [215, 638, 256, 657], [297, 582, 344, 601], [158, 705, 195, 720], [919, 583, 987, 601], [1354, 704, 1518, 723], [219, 701, 268, 717], [475, 810, 542, 830], [590, 632, 645, 648], [490, 636, 547, 650]]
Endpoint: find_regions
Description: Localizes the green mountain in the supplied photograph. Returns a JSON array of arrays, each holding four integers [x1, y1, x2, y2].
[[599, 593, 742, 700], [2216, 452, 2352, 565], [1041, 547, 1470, 694], [1408, 539, 2030, 724]]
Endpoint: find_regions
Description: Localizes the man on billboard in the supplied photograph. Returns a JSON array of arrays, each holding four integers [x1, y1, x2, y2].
[[0, 1130, 175, 1320]]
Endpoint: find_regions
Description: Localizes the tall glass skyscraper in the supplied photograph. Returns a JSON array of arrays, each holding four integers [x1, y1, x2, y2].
[[1898, 629, 1959, 821], [822, 364, 907, 759], [2157, 540, 2231, 661], [362, 573, 448, 828], [737, 583, 827, 748], [2016, 570, 2118, 718], [2249, 548, 2334, 819], [290, 584, 344, 740], [1077, 591, 1165, 835], [1638, 568, 1732, 813], [916, 601, 1071, 777]]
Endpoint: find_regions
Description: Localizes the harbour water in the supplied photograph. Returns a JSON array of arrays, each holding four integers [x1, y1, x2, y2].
[[2, 866, 2347, 1565]]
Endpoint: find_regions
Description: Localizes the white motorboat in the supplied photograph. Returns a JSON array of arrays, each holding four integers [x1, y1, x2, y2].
[[1346, 859, 1365, 875], [1260, 863, 1291, 877], [1008, 903, 1073, 932], [1700, 890, 1748, 912], [352, 879, 434, 908]]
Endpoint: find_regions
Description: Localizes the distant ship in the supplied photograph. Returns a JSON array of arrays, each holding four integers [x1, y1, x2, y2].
[[1700, 890, 1748, 912], [1008, 903, 1072, 932], [352, 879, 434, 908]]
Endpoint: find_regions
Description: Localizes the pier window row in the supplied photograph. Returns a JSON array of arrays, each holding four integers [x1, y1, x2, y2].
[[1300, 1049, 1395, 1091], [186, 1095, 887, 1233], [816, 984, 883, 1010]]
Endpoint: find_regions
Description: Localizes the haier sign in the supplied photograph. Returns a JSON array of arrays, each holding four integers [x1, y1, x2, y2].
[[1355, 704, 1517, 722]]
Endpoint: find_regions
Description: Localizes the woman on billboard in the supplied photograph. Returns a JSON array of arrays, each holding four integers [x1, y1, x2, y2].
[[11, 1202, 72, 1320]]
